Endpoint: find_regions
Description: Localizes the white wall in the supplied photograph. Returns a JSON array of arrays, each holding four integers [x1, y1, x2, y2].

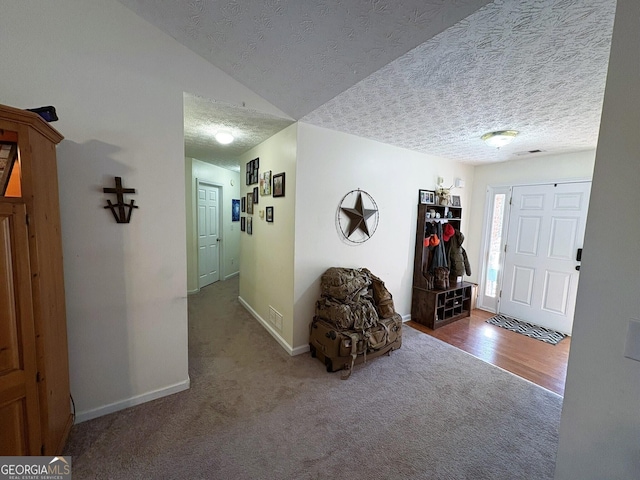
[[0, 0, 287, 421], [294, 123, 475, 350], [467, 150, 596, 287], [555, 0, 640, 477], [185, 157, 241, 293], [238, 124, 298, 351]]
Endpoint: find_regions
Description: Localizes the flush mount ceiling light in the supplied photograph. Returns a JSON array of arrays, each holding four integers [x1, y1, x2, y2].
[[481, 130, 519, 148], [214, 130, 234, 145]]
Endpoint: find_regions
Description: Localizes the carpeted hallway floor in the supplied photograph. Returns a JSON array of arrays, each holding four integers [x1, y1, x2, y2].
[[64, 276, 562, 479]]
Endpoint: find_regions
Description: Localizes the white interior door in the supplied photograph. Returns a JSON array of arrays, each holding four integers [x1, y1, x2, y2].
[[500, 182, 591, 335], [197, 182, 220, 288]]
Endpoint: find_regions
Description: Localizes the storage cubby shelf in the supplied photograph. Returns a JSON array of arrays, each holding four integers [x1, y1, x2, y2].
[[411, 282, 473, 329]]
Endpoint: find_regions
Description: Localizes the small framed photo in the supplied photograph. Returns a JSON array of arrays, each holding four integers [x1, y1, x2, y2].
[[241, 216, 246, 231], [266, 206, 274, 223], [247, 216, 253, 235], [246, 163, 252, 186], [273, 172, 285, 197], [260, 170, 271, 196], [232, 199, 240, 221], [451, 195, 461, 207], [247, 192, 254, 214], [241, 196, 246, 212], [247, 158, 259, 185], [253, 186, 259, 204], [419, 189, 435, 205]]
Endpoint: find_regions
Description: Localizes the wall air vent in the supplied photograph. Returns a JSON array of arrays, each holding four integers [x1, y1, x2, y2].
[[514, 149, 546, 156]]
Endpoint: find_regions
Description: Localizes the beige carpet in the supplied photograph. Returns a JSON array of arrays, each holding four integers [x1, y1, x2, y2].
[[64, 276, 562, 479]]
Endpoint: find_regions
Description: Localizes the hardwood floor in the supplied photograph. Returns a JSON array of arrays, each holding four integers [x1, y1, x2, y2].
[[407, 309, 570, 396]]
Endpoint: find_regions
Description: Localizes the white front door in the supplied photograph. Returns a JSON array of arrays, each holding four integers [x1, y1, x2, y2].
[[500, 182, 591, 335], [197, 182, 220, 288]]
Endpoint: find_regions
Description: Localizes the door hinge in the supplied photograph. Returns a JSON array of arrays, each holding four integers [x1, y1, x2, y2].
[[499, 290, 502, 298], [504, 244, 507, 253], [509, 196, 512, 205], [25, 214, 30, 226]]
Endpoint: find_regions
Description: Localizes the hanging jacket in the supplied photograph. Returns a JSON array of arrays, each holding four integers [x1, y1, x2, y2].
[[446, 230, 471, 277], [429, 222, 448, 273]]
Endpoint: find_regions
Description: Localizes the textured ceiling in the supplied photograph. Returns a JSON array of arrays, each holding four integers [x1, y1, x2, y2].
[[118, 0, 493, 119], [184, 93, 294, 171], [119, 0, 616, 168], [303, 0, 617, 163]]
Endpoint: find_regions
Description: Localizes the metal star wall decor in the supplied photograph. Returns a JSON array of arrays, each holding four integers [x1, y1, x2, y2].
[[337, 189, 379, 244]]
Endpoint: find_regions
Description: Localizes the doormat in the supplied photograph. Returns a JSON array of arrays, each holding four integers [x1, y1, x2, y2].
[[486, 314, 567, 345]]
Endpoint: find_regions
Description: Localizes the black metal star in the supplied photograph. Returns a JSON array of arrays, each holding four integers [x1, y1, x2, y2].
[[340, 192, 378, 237]]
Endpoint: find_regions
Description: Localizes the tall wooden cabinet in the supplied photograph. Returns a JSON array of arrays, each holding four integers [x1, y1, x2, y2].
[[0, 104, 72, 455]]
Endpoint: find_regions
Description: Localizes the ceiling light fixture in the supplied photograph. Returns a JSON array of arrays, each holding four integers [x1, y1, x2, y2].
[[214, 130, 234, 145], [481, 130, 519, 148]]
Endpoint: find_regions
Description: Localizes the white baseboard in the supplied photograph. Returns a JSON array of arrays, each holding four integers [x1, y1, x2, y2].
[[74, 378, 190, 424], [225, 271, 239, 280], [401, 314, 411, 322], [292, 344, 310, 355], [187, 288, 200, 295], [238, 296, 304, 356]]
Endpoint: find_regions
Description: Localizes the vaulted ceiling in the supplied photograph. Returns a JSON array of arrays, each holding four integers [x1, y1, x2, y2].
[[118, 0, 616, 169]]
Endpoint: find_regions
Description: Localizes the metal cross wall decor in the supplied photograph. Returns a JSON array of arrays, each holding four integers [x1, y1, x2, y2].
[[103, 176, 138, 223]]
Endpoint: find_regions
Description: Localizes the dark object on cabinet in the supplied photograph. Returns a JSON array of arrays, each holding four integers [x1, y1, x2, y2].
[[26, 105, 58, 122], [0, 104, 72, 455]]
